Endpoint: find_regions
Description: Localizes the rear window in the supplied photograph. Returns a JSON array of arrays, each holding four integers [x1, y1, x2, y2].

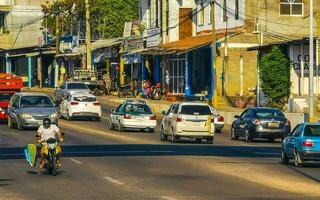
[[68, 83, 88, 90], [181, 105, 211, 115], [123, 104, 152, 114], [0, 93, 14, 102], [254, 109, 285, 118], [73, 96, 96, 102], [304, 125, 320, 137]]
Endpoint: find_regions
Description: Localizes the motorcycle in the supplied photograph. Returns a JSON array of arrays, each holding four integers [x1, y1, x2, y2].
[[118, 82, 135, 98], [43, 137, 60, 176], [151, 83, 162, 100]]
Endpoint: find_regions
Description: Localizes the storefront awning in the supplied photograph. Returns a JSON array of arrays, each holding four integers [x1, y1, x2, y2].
[[0, 5, 13, 12], [91, 38, 121, 51]]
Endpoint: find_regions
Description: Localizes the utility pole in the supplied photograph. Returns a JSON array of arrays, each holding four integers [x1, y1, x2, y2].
[[211, 0, 218, 108], [316, 11, 320, 95], [55, 15, 60, 87], [85, 0, 92, 71], [309, 0, 314, 122]]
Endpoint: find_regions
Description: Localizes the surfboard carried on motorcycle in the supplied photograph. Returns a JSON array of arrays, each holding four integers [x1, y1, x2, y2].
[[24, 144, 37, 167]]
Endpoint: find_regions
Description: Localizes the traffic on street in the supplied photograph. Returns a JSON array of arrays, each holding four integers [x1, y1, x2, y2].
[[1, 85, 320, 199]]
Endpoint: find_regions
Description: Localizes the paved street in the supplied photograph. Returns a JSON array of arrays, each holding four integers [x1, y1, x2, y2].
[[0, 105, 320, 200]]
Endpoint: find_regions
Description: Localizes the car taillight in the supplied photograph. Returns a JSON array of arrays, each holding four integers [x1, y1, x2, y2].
[[211, 116, 215, 123], [124, 114, 131, 119], [218, 116, 224, 122], [285, 120, 291, 126], [176, 117, 182, 122], [150, 115, 156, 120], [303, 141, 314, 147], [70, 101, 79, 106], [93, 102, 100, 106], [252, 119, 260, 125]]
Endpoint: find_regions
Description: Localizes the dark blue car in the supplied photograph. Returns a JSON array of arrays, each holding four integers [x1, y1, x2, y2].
[[281, 123, 320, 167]]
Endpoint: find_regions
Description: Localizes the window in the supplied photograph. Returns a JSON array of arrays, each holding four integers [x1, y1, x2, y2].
[[124, 104, 152, 114], [235, 0, 239, 20], [155, 0, 159, 28], [180, 105, 211, 115], [73, 96, 96, 102], [254, 109, 285, 118], [199, 3, 204, 25], [148, 0, 152, 28], [279, 0, 303, 16], [0, 12, 7, 33], [67, 83, 89, 90], [303, 125, 320, 137], [223, 0, 227, 22], [20, 96, 53, 108]]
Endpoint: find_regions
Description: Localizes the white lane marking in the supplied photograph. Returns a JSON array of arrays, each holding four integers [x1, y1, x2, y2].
[[104, 176, 125, 185], [70, 158, 83, 165], [160, 196, 179, 200], [253, 152, 280, 155]]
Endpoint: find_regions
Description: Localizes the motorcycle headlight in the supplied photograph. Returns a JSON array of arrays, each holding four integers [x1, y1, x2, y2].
[[48, 143, 56, 150], [50, 112, 58, 118], [20, 113, 31, 119]]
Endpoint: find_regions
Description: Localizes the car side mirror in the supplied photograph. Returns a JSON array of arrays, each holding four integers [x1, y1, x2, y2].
[[234, 115, 240, 118], [111, 108, 115, 113], [162, 111, 166, 116]]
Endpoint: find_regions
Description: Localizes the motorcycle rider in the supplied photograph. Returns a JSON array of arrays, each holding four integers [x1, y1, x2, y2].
[[36, 118, 63, 168]]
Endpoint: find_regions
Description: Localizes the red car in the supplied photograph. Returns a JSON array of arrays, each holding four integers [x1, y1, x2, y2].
[[0, 73, 23, 120]]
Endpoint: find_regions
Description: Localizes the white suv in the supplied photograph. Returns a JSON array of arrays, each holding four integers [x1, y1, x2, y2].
[[160, 102, 215, 144]]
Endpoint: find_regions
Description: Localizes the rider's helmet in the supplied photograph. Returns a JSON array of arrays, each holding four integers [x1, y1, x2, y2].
[[43, 118, 51, 129]]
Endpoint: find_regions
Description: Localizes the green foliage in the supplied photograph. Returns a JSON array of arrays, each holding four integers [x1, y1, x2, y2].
[[259, 46, 291, 109], [42, 0, 139, 39]]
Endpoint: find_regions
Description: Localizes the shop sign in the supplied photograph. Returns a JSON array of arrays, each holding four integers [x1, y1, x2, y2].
[[59, 36, 79, 53], [94, 48, 118, 63], [291, 45, 319, 76], [123, 38, 144, 52], [123, 54, 141, 64], [146, 28, 161, 48]]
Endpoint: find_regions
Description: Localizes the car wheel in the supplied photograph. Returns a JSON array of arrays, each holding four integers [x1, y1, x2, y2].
[[231, 127, 238, 140], [206, 137, 214, 144], [109, 118, 115, 130], [244, 129, 252, 142], [149, 128, 155, 133], [268, 138, 275, 143], [281, 148, 289, 164], [215, 128, 221, 133], [66, 111, 71, 121], [17, 118, 23, 131], [160, 127, 167, 141], [118, 121, 124, 132], [196, 138, 202, 143], [294, 149, 304, 167], [170, 127, 176, 143], [8, 117, 13, 129]]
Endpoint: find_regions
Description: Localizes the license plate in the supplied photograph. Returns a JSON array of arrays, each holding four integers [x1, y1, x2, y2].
[[268, 122, 279, 128]]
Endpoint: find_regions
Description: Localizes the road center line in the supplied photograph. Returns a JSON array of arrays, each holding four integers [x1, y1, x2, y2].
[[103, 176, 125, 185], [70, 158, 83, 165]]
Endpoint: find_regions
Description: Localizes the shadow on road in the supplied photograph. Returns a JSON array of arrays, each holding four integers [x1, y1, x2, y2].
[[0, 144, 281, 160]]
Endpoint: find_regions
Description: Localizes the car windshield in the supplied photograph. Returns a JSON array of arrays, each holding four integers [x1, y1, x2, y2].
[[123, 104, 152, 114], [0, 93, 13, 102], [74, 96, 96, 102], [68, 83, 89, 90], [181, 105, 211, 115], [20, 96, 53, 108], [304, 125, 320, 137], [254, 109, 285, 118]]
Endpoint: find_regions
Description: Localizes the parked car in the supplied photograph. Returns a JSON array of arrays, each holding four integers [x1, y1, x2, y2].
[[160, 102, 215, 144], [59, 93, 101, 121], [7, 92, 59, 130], [212, 108, 224, 133], [54, 81, 90, 103], [109, 100, 156, 132], [281, 123, 320, 167], [231, 107, 291, 142]]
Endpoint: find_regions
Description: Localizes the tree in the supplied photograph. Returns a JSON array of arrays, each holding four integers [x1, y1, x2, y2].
[[41, 0, 139, 39], [259, 46, 291, 109]]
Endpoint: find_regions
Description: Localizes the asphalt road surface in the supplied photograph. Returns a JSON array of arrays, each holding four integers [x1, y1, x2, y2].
[[0, 104, 320, 200]]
